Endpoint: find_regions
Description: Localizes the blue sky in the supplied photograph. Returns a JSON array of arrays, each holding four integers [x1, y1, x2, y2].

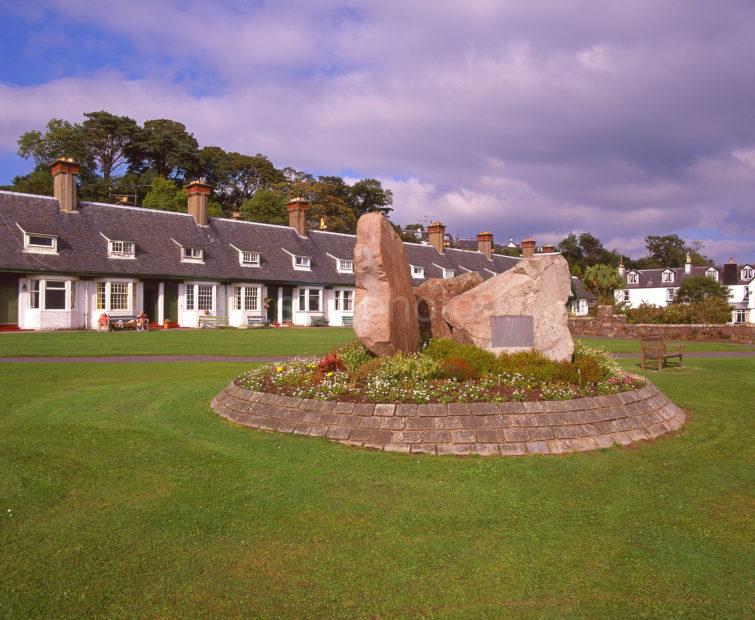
[[1, 0, 754, 263]]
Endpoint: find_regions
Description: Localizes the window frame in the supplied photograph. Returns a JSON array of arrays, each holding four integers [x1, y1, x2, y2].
[[706, 268, 718, 281], [233, 285, 262, 312], [240, 251, 261, 267], [442, 268, 455, 279], [293, 255, 311, 271], [661, 270, 674, 283], [742, 266, 754, 281], [184, 282, 217, 313], [336, 258, 354, 274], [108, 240, 136, 259], [298, 287, 322, 312], [621, 289, 630, 303], [95, 280, 134, 313], [410, 265, 425, 279], [626, 272, 639, 284], [27, 278, 76, 311], [334, 289, 354, 312], [24, 233, 58, 255], [666, 287, 676, 302], [181, 246, 204, 263]]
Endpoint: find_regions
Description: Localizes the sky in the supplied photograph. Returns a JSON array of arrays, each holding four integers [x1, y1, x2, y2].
[[1, 0, 754, 263]]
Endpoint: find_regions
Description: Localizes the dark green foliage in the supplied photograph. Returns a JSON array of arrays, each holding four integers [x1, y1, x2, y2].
[[141, 176, 186, 212], [582, 264, 626, 304], [625, 299, 732, 324], [0, 164, 53, 195], [423, 339, 500, 374], [673, 275, 731, 303]]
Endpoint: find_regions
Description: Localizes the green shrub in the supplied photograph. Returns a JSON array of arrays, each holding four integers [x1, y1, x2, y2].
[[349, 357, 384, 384], [334, 340, 373, 372], [625, 299, 732, 324], [440, 357, 480, 381], [423, 339, 499, 374], [377, 353, 443, 382]]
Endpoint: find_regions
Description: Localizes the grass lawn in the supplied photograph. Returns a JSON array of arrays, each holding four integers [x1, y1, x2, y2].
[[0, 327, 355, 358], [576, 336, 753, 353], [1, 357, 752, 617], [0, 329, 750, 358]]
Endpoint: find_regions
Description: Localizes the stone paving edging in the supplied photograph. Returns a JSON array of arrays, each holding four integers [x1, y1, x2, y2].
[[211, 382, 686, 456]]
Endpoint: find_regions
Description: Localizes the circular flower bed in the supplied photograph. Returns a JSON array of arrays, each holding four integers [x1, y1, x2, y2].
[[237, 339, 646, 404]]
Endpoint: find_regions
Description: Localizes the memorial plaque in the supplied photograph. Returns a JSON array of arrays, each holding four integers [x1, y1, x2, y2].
[[490, 315, 534, 347]]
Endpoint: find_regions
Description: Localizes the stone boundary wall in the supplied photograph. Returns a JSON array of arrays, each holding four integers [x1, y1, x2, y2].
[[569, 315, 754, 344], [211, 382, 685, 456]]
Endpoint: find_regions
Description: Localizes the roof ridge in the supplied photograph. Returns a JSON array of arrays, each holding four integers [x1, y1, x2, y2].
[[0, 189, 57, 200]]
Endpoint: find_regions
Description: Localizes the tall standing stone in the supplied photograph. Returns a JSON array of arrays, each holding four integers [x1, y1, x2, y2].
[[353, 213, 420, 355], [416, 272, 483, 340], [442, 254, 574, 361]]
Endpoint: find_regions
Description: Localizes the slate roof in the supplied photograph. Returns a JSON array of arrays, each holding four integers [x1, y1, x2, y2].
[[623, 265, 754, 288], [0, 190, 520, 284], [570, 277, 596, 302]]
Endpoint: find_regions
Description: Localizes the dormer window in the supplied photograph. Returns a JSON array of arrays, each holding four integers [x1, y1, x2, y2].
[[108, 240, 135, 259], [742, 266, 754, 280], [337, 259, 354, 274], [662, 270, 674, 283], [706, 267, 718, 281], [627, 272, 639, 284], [24, 233, 58, 255], [411, 265, 425, 279], [182, 247, 204, 263], [293, 255, 311, 270], [442, 268, 455, 279], [240, 251, 260, 267]]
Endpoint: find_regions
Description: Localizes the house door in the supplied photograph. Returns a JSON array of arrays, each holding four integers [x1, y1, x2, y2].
[[267, 287, 279, 322], [0, 276, 19, 324], [281, 286, 293, 322], [163, 282, 178, 323], [143, 280, 160, 322]]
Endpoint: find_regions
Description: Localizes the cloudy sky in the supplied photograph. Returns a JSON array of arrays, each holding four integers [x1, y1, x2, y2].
[[1, 0, 754, 262]]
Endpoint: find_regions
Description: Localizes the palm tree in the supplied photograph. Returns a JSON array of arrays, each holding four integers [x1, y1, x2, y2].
[[582, 264, 625, 304]]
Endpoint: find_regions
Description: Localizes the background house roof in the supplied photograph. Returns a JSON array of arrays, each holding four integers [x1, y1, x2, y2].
[[0, 190, 520, 284]]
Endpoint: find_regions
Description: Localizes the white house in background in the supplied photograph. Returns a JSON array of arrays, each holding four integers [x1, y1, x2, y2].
[[0, 159, 525, 331], [614, 254, 754, 324]]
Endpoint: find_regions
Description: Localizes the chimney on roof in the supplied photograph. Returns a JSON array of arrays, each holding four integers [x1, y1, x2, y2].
[[723, 261, 738, 285], [428, 221, 446, 254], [685, 251, 692, 274], [185, 179, 212, 226], [541, 243, 555, 254], [521, 238, 536, 258], [476, 231, 494, 260], [287, 197, 311, 236], [618, 260, 625, 277], [49, 157, 80, 213]]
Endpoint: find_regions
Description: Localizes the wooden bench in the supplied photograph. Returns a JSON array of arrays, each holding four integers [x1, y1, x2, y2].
[[247, 316, 270, 328], [640, 337, 684, 370], [341, 315, 354, 327], [198, 315, 229, 329], [310, 316, 329, 327]]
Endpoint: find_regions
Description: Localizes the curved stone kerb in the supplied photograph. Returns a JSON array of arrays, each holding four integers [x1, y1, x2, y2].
[[211, 382, 685, 456]]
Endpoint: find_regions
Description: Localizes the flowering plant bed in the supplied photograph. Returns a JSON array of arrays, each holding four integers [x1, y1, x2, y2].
[[236, 339, 646, 404]]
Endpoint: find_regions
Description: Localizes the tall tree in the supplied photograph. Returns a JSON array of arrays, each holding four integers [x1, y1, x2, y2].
[[349, 178, 393, 216], [240, 189, 288, 225], [644, 234, 688, 267], [127, 119, 199, 180], [17, 119, 89, 167], [673, 275, 731, 303], [582, 264, 625, 304], [141, 176, 186, 212], [80, 111, 139, 181]]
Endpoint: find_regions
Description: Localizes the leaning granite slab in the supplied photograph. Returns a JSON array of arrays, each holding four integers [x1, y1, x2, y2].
[[443, 254, 574, 361], [353, 212, 420, 355], [416, 272, 483, 340], [211, 382, 685, 456]]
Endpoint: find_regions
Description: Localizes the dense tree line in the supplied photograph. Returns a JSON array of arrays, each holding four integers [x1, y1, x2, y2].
[[3, 112, 393, 233], [557, 232, 712, 276]]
